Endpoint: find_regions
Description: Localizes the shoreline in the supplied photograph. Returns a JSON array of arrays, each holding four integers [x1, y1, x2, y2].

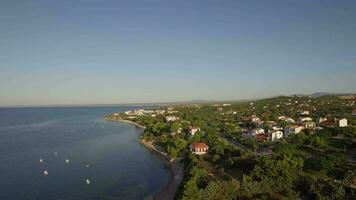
[[106, 118, 147, 129], [107, 118, 183, 200]]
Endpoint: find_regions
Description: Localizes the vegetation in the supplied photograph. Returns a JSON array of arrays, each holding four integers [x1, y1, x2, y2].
[[106, 95, 356, 199]]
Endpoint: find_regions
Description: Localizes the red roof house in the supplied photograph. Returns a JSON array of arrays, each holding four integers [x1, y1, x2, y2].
[[190, 142, 209, 155]]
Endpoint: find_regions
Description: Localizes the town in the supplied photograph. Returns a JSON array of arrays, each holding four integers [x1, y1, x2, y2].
[[106, 94, 356, 200]]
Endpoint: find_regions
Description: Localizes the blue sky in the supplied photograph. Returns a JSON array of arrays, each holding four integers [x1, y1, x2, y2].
[[1, 0, 356, 106]]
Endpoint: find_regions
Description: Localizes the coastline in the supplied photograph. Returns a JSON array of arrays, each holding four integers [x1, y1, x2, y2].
[[107, 118, 183, 200], [106, 118, 147, 129]]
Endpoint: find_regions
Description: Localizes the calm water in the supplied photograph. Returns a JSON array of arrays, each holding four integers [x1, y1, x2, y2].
[[0, 106, 169, 200]]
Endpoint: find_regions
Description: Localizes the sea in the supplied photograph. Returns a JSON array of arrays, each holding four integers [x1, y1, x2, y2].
[[0, 106, 169, 200]]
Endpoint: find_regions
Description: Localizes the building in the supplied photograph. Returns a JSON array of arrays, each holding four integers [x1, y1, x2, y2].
[[269, 131, 283, 141], [318, 117, 328, 123], [248, 128, 265, 136], [303, 121, 316, 129], [189, 127, 200, 136], [166, 116, 179, 122], [190, 143, 209, 155], [251, 117, 262, 124], [284, 126, 304, 137], [156, 110, 166, 115], [298, 117, 313, 124], [299, 110, 310, 115], [336, 118, 348, 127]]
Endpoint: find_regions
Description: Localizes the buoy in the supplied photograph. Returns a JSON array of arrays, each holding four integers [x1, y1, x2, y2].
[[43, 170, 48, 176], [39, 159, 43, 163], [86, 179, 91, 184]]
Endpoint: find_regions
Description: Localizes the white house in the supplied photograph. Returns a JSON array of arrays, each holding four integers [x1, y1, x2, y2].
[[189, 127, 200, 136], [318, 117, 328, 123], [303, 121, 316, 129], [284, 126, 304, 137], [269, 131, 283, 141], [298, 117, 313, 123], [166, 116, 179, 122], [300, 110, 310, 115], [248, 128, 265, 136], [284, 118, 296, 123], [336, 118, 348, 127], [156, 110, 166, 115], [251, 117, 262, 124]]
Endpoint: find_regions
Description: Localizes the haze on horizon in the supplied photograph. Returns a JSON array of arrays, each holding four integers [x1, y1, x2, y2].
[[1, 0, 356, 106]]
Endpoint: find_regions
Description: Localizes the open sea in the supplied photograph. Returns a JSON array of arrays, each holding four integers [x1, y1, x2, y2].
[[0, 106, 169, 200]]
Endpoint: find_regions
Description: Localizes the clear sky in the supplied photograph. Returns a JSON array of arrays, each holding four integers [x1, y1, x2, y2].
[[1, 0, 356, 106]]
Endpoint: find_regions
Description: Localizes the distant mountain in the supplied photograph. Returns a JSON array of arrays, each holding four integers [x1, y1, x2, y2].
[[310, 92, 355, 98]]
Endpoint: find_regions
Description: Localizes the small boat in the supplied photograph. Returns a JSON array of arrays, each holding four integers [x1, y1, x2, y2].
[[39, 159, 43, 163], [85, 164, 91, 168], [54, 152, 58, 156], [43, 170, 48, 176], [86, 179, 91, 184], [65, 159, 69, 164]]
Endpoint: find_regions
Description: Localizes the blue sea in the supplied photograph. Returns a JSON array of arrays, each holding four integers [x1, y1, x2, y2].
[[0, 106, 169, 200]]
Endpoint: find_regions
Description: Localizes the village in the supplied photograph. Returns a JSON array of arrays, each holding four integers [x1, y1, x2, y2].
[[106, 95, 356, 199]]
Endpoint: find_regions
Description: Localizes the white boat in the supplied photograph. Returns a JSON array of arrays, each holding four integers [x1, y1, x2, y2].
[[65, 159, 69, 164], [54, 152, 58, 156], [85, 164, 90, 168], [86, 179, 91, 184], [39, 159, 43, 163], [43, 170, 48, 176]]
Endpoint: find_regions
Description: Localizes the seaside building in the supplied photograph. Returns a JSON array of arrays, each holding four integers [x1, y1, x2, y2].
[[189, 127, 200, 136], [352, 110, 356, 117], [166, 116, 179, 122], [269, 131, 283, 141], [284, 126, 304, 137], [249, 128, 265, 136], [303, 121, 316, 129], [318, 117, 328, 124], [298, 117, 313, 124], [190, 143, 209, 155], [336, 118, 348, 127]]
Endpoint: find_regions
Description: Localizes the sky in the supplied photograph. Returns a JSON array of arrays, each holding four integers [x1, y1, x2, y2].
[[1, 0, 356, 106]]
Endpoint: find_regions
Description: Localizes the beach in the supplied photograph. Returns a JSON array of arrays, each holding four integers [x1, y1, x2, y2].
[[109, 118, 183, 200]]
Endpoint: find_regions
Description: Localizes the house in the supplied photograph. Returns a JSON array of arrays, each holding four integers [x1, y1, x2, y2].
[[272, 126, 283, 131], [284, 126, 304, 137], [318, 117, 328, 123], [284, 118, 296, 123], [166, 116, 179, 122], [190, 143, 209, 155], [248, 128, 265, 136], [251, 117, 262, 124], [156, 110, 166, 115], [303, 121, 316, 129], [336, 118, 348, 127], [298, 117, 313, 123], [222, 104, 231, 107], [278, 116, 286, 120], [299, 110, 310, 115], [189, 127, 201, 136], [167, 110, 179, 114], [269, 131, 283, 141]]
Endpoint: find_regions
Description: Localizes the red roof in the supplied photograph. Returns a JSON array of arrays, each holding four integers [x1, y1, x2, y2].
[[191, 142, 209, 149]]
